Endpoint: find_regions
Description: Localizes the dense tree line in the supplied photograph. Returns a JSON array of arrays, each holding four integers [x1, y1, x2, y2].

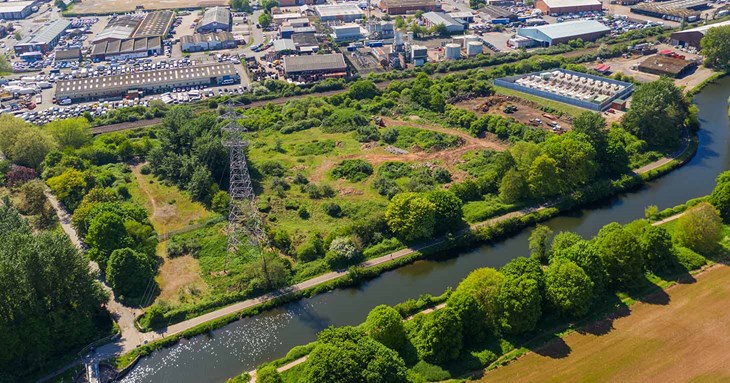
[[0, 204, 108, 381], [261, 173, 728, 382]]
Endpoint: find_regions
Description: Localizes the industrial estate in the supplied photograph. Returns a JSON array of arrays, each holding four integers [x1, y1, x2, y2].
[[2, 0, 730, 383]]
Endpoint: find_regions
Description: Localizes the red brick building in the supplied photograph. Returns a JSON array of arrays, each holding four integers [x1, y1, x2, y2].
[[379, 0, 441, 15]]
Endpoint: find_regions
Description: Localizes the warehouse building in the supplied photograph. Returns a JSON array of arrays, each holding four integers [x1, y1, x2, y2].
[[56, 63, 239, 101], [422, 12, 465, 34], [132, 10, 174, 38], [378, 0, 441, 15], [14, 19, 70, 54], [670, 19, 730, 48], [181, 32, 236, 52], [315, 4, 364, 22], [92, 16, 142, 43], [197, 7, 231, 33], [535, 0, 602, 15], [631, 0, 707, 22], [517, 20, 609, 46], [284, 52, 347, 78], [331, 24, 362, 42], [495, 69, 634, 111], [272, 38, 296, 53], [481, 5, 517, 22], [55, 48, 81, 62], [278, 0, 325, 5], [638, 55, 695, 78], [90, 37, 162, 60], [0, 1, 35, 20]]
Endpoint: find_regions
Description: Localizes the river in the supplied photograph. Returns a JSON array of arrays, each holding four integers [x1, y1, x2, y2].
[[121, 77, 730, 383]]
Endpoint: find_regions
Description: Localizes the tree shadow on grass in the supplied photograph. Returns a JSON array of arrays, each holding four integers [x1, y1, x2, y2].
[[529, 333, 572, 359]]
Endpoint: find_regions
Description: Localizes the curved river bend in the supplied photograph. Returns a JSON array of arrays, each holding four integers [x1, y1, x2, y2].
[[122, 78, 730, 383]]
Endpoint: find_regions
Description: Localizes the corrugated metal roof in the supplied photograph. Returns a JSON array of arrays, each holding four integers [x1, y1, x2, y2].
[[199, 7, 230, 28], [273, 38, 296, 52], [132, 10, 173, 38], [18, 19, 70, 45], [422, 12, 463, 27], [56, 63, 238, 98], [284, 53, 346, 73], [0, 1, 34, 13], [521, 20, 609, 40], [93, 16, 141, 42]]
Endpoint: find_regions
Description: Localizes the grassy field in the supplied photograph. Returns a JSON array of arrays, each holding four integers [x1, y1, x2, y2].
[[481, 263, 730, 383], [493, 86, 587, 118], [127, 164, 215, 236]]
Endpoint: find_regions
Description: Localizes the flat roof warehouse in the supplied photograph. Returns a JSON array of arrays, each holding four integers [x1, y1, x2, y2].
[[56, 63, 238, 100]]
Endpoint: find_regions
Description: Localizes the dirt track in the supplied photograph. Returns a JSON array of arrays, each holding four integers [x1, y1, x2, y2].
[[481, 263, 730, 383]]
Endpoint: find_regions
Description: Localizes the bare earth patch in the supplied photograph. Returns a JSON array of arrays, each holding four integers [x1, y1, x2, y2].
[[156, 249, 208, 303], [69, 0, 226, 14], [481, 264, 730, 383]]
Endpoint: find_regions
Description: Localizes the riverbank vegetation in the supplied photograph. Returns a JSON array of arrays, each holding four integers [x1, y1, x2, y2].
[[237, 171, 730, 383]]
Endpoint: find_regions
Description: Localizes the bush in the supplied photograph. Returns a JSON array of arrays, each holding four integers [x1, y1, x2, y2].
[[674, 246, 707, 271], [298, 205, 310, 219], [140, 165, 152, 175], [325, 236, 361, 268], [411, 361, 451, 382], [322, 202, 342, 217], [331, 159, 373, 182]]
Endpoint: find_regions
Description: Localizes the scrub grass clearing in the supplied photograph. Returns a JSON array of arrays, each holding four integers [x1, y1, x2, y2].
[[128, 164, 214, 236]]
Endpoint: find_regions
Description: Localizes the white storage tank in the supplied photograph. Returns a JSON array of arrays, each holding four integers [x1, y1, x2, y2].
[[463, 35, 479, 47], [467, 41, 482, 56], [445, 43, 461, 60]]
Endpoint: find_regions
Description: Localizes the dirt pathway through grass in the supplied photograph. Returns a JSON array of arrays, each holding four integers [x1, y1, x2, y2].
[[481, 263, 730, 383]]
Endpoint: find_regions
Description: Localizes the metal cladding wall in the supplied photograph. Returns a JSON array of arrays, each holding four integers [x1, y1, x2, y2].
[[494, 69, 634, 111]]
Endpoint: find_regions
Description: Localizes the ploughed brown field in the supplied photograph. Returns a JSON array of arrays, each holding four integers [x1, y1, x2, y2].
[[481, 264, 730, 383]]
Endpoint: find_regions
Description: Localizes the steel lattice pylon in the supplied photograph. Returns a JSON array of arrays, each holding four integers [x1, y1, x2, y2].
[[221, 100, 268, 271]]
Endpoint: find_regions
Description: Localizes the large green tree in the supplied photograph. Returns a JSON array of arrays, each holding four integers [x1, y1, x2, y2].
[[528, 155, 562, 198], [622, 78, 689, 148], [409, 307, 463, 364], [701, 25, 730, 71], [385, 192, 437, 241], [594, 222, 645, 289], [256, 365, 283, 383], [85, 211, 132, 270], [455, 267, 504, 330], [555, 240, 607, 296], [674, 202, 723, 256], [105, 248, 155, 299], [497, 276, 542, 334], [45, 117, 91, 149], [364, 305, 406, 351], [545, 258, 594, 317], [446, 291, 489, 345], [46, 168, 88, 211], [639, 225, 676, 273], [425, 189, 463, 233]]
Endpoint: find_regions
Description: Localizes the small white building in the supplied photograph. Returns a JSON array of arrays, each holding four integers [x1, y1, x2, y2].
[[332, 24, 362, 42]]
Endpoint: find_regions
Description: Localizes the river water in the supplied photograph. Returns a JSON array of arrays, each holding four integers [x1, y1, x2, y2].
[[121, 78, 730, 383]]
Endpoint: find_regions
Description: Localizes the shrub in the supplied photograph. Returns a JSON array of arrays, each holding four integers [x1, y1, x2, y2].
[[322, 202, 342, 217], [260, 161, 286, 177], [140, 165, 152, 175], [674, 246, 707, 271], [325, 236, 361, 268], [331, 159, 373, 182], [298, 205, 310, 219], [411, 361, 451, 382]]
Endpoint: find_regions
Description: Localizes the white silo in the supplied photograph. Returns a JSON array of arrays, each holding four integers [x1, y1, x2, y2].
[[464, 35, 479, 48], [445, 43, 461, 60], [466, 41, 483, 56]]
